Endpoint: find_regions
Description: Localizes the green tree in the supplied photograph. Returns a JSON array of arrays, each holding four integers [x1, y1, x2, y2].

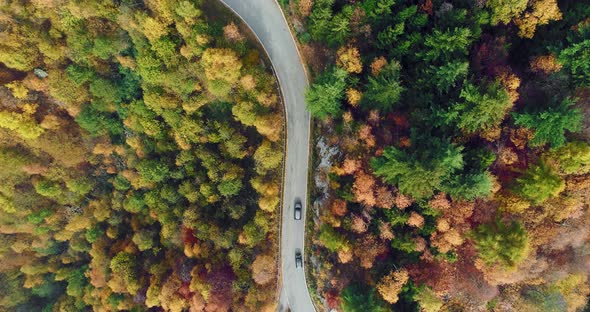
[[31, 275, 63, 299], [420, 28, 473, 62], [241, 221, 266, 248], [318, 224, 348, 252], [362, 61, 404, 112], [428, 61, 469, 93], [76, 105, 123, 137], [306, 67, 348, 119], [110, 252, 140, 294], [486, 0, 528, 25], [27, 208, 52, 225], [66, 64, 96, 86], [371, 137, 464, 199], [123, 192, 146, 213], [0, 110, 45, 140], [253, 140, 282, 174], [113, 175, 131, 191], [559, 23, 590, 87], [92, 36, 128, 60], [340, 283, 389, 312], [521, 285, 568, 312], [546, 141, 590, 175], [472, 219, 529, 268], [85, 226, 104, 243], [414, 286, 443, 312], [132, 229, 156, 251], [65, 267, 88, 298], [151, 36, 180, 67], [513, 162, 565, 205], [327, 6, 353, 46], [362, 0, 395, 21], [374, 5, 427, 54], [34, 180, 63, 199], [0, 272, 29, 308], [447, 81, 511, 134], [232, 101, 257, 126], [217, 178, 242, 197], [89, 78, 124, 106], [308, 0, 336, 41], [391, 232, 417, 253], [513, 98, 582, 148], [66, 177, 94, 197], [175, 1, 201, 21], [442, 172, 493, 201], [136, 159, 170, 183]]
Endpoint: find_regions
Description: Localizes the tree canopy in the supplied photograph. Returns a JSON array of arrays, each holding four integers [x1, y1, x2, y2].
[[371, 137, 463, 199], [513, 97, 582, 148], [306, 67, 348, 119], [472, 220, 529, 268]]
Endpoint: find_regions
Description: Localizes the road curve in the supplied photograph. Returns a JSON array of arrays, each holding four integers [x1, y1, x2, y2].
[[216, 1, 314, 311]]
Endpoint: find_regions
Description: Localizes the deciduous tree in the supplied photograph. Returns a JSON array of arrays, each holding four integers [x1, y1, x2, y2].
[[337, 45, 362, 74], [352, 170, 377, 207], [486, 0, 528, 25], [514, 0, 562, 38], [201, 48, 242, 96], [376, 269, 409, 304], [251, 254, 276, 286]]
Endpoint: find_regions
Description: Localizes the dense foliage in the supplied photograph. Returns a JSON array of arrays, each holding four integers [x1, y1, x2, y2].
[[285, 0, 590, 310], [0, 1, 283, 311]]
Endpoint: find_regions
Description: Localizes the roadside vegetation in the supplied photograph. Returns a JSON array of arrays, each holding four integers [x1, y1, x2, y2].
[[0, 0, 283, 311], [282, 0, 590, 310]]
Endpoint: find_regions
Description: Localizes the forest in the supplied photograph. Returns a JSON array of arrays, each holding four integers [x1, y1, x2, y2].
[[279, 0, 590, 311], [0, 0, 283, 311]]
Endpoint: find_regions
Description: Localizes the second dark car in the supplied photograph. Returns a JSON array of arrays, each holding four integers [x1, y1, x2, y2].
[[295, 249, 303, 268]]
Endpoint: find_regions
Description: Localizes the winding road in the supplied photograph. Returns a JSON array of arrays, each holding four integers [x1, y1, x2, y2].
[[216, 0, 315, 311]]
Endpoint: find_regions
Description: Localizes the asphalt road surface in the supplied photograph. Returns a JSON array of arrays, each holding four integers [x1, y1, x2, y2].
[[217, 1, 314, 311]]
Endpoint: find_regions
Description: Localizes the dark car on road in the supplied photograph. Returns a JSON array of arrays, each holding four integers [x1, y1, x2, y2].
[[295, 249, 303, 268], [294, 199, 302, 220]]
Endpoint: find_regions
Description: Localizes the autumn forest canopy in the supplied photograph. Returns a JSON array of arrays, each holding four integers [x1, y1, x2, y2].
[[291, 0, 590, 311], [0, 0, 284, 311], [1, 0, 590, 311]]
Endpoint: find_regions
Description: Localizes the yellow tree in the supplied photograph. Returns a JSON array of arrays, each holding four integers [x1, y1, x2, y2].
[[336, 45, 362, 74], [530, 54, 563, 74], [140, 15, 169, 42], [515, 0, 562, 38], [201, 48, 242, 86], [376, 269, 409, 304], [253, 140, 282, 174]]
